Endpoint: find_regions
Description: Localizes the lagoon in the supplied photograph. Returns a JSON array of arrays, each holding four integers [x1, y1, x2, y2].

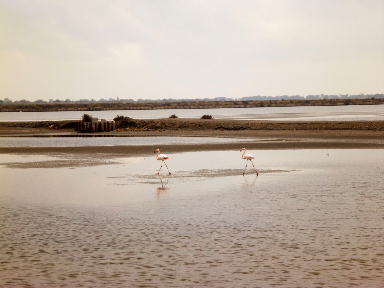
[[1, 149, 383, 287], [1, 105, 383, 122]]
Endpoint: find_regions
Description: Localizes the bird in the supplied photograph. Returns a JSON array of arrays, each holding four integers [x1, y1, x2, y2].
[[154, 149, 171, 175], [240, 148, 258, 176]]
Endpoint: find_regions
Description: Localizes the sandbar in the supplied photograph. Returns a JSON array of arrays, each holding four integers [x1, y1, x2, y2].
[[0, 120, 383, 157]]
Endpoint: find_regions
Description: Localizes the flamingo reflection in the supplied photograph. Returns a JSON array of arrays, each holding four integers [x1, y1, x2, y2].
[[156, 176, 169, 199], [243, 174, 258, 186]]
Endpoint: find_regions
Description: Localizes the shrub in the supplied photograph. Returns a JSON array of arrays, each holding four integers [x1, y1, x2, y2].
[[82, 114, 92, 122], [113, 115, 125, 122], [114, 116, 136, 128], [169, 114, 178, 118], [201, 114, 213, 119]]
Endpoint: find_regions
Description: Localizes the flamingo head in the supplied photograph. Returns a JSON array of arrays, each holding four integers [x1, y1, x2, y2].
[[240, 148, 245, 152], [154, 149, 160, 153]]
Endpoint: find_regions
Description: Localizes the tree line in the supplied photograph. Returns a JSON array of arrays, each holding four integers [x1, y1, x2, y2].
[[1, 98, 383, 112]]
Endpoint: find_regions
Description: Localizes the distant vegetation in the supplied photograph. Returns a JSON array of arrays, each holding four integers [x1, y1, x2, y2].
[[169, 114, 178, 118], [1, 98, 383, 112], [113, 115, 136, 129], [201, 115, 213, 119], [82, 114, 92, 122]]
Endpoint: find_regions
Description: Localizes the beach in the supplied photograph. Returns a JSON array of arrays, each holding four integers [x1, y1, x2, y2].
[[1, 119, 383, 159]]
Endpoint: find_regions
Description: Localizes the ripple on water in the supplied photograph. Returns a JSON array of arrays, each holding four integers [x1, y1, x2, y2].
[[0, 150, 383, 287]]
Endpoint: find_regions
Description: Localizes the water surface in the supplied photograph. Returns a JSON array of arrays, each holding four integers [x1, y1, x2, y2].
[[1, 105, 383, 122], [0, 136, 251, 148], [1, 150, 383, 287]]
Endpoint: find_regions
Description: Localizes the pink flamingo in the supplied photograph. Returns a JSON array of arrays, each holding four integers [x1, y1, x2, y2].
[[240, 148, 258, 176], [154, 149, 171, 175]]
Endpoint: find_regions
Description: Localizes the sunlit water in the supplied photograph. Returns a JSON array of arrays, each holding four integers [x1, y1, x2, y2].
[[0, 136, 251, 148], [1, 105, 383, 121], [1, 150, 384, 287]]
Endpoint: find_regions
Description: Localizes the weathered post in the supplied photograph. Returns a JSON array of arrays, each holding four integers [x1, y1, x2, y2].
[[91, 118, 98, 133]]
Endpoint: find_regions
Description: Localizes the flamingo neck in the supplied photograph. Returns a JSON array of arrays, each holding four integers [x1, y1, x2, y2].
[[242, 149, 246, 158]]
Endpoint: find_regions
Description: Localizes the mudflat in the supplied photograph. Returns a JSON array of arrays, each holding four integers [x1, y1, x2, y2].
[[0, 119, 383, 156]]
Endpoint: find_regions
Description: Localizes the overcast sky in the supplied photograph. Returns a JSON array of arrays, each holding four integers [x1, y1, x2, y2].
[[1, 0, 383, 101]]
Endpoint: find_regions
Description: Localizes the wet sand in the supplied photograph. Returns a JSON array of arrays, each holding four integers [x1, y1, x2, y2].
[[1, 120, 383, 169], [1, 128, 384, 156]]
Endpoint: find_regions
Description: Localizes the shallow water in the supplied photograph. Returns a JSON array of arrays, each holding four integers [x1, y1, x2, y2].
[[1, 150, 384, 287], [0, 136, 251, 148], [1, 105, 384, 122]]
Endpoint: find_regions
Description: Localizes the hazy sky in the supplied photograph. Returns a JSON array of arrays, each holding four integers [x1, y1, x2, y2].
[[1, 0, 383, 101]]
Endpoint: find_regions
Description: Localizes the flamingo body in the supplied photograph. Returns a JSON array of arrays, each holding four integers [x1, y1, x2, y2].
[[242, 153, 255, 160], [154, 149, 171, 175], [240, 148, 258, 176], [156, 153, 169, 161]]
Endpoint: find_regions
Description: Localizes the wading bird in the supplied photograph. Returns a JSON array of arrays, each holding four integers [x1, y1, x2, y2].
[[240, 148, 258, 176], [154, 149, 171, 175]]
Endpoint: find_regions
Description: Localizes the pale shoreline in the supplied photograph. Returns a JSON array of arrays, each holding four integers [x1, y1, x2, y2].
[[1, 130, 383, 157]]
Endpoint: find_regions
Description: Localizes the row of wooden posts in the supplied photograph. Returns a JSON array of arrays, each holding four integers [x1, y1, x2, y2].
[[75, 119, 116, 133]]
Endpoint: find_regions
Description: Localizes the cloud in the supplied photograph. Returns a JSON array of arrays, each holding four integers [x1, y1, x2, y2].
[[1, 0, 383, 101]]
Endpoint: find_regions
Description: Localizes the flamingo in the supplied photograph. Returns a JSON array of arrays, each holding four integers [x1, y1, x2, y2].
[[240, 148, 258, 176], [154, 149, 171, 175]]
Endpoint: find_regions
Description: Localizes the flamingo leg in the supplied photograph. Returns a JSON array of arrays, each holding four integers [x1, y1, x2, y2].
[[158, 162, 163, 174], [163, 161, 171, 175], [243, 160, 248, 176], [158, 161, 171, 175], [249, 159, 258, 176]]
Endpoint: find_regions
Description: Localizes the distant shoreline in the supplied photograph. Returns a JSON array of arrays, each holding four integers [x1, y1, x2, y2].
[[1, 98, 383, 112]]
